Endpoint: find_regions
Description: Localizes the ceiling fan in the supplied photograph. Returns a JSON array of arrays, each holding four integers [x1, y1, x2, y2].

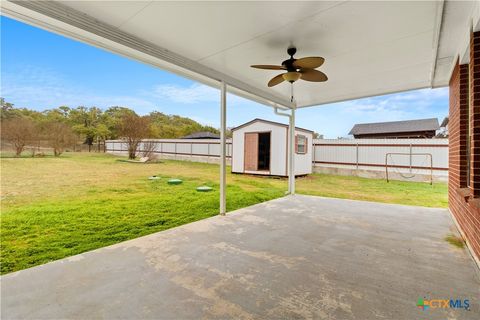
[[251, 47, 328, 87]]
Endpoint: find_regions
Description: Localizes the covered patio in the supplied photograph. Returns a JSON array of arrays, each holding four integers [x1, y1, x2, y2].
[[2, 0, 472, 206], [1, 1, 480, 319], [2, 195, 479, 319]]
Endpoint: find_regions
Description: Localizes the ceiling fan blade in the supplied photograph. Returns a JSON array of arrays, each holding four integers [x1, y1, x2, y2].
[[300, 69, 328, 82], [251, 65, 285, 70], [268, 74, 285, 87], [293, 57, 325, 69]]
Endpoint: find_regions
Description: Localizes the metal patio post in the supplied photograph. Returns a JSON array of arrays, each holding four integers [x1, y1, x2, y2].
[[220, 81, 227, 215], [289, 106, 296, 194]]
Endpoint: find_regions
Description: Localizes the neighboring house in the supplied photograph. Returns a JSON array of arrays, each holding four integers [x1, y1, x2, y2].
[[231, 119, 313, 176], [436, 117, 449, 138], [348, 118, 440, 139], [182, 132, 220, 139]]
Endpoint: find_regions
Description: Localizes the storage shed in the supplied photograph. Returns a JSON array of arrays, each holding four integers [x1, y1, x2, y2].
[[232, 119, 313, 176]]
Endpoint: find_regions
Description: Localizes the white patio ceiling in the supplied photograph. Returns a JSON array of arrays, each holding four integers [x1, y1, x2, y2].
[[2, 1, 479, 108]]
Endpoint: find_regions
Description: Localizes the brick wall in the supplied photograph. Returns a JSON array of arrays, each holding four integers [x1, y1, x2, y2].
[[449, 31, 480, 265], [470, 31, 480, 197]]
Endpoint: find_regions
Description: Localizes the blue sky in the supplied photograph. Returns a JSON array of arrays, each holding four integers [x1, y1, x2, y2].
[[1, 16, 448, 138]]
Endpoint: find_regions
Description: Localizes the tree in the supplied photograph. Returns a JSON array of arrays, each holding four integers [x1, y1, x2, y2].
[[95, 123, 111, 152], [117, 114, 151, 159], [69, 106, 104, 151], [44, 121, 76, 156], [0, 98, 19, 120], [1, 101, 226, 153], [148, 111, 219, 138], [1, 117, 37, 156], [103, 106, 135, 138], [141, 140, 158, 158]]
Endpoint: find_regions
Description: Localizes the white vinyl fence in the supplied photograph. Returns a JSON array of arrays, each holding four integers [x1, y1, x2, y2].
[[106, 139, 232, 164], [106, 138, 448, 182], [312, 138, 448, 182]]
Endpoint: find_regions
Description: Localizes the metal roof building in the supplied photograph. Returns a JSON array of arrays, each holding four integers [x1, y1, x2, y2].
[[349, 118, 440, 139], [182, 132, 220, 139]]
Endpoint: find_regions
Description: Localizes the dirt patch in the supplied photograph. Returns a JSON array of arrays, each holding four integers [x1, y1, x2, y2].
[[445, 234, 465, 249]]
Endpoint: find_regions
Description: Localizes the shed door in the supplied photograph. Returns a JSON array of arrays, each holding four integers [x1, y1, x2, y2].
[[244, 133, 258, 171]]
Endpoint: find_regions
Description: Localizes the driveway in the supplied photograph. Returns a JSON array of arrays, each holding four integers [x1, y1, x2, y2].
[[1, 195, 479, 319]]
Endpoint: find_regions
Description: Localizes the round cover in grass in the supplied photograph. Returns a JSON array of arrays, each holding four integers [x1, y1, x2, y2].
[[196, 186, 213, 192], [168, 179, 183, 185], [148, 176, 160, 180]]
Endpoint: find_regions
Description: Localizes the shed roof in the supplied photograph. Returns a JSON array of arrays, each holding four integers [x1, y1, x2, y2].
[[348, 118, 440, 136], [182, 132, 220, 139], [232, 118, 313, 133], [440, 117, 449, 127]]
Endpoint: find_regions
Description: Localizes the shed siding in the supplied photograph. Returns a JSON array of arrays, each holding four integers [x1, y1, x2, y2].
[[291, 129, 313, 175], [232, 120, 313, 176], [232, 121, 287, 176]]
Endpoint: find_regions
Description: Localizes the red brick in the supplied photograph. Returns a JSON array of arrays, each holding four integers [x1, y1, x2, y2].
[[449, 32, 480, 264]]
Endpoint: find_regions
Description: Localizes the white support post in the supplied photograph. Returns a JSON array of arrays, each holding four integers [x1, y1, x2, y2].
[[220, 81, 227, 215], [288, 106, 296, 195], [273, 105, 295, 194]]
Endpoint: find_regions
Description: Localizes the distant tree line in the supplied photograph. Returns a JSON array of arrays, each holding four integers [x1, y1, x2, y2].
[[0, 98, 220, 157]]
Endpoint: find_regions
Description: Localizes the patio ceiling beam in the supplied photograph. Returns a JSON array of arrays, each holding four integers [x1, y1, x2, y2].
[[429, 0, 445, 87], [297, 85, 431, 110], [2, 0, 293, 109]]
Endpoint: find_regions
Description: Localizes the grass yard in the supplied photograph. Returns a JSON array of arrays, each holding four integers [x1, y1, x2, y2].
[[1, 152, 447, 274]]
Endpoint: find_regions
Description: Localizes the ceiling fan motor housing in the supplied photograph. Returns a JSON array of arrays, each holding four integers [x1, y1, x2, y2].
[[283, 47, 298, 72], [287, 46, 297, 57], [251, 46, 327, 87]]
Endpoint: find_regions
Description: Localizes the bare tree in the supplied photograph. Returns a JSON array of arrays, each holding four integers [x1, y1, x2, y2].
[[1, 117, 36, 156], [141, 140, 158, 158], [117, 114, 151, 159], [28, 134, 41, 157], [44, 121, 76, 156]]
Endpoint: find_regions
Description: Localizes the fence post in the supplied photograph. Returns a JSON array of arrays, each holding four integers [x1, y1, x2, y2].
[[207, 143, 210, 163], [409, 143, 413, 170], [385, 153, 389, 182], [356, 143, 359, 170], [312, 142, 316, 166]]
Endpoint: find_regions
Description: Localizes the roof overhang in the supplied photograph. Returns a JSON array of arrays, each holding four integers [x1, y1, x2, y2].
[[231, 118, 314, 133], [2, 1, 479, 109]]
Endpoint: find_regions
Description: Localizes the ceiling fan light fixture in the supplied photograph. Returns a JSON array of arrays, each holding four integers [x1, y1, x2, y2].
[[282, 71, 301, 83]]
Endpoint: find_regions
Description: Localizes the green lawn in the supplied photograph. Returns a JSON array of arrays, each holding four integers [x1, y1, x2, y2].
[[0, 152, 447, 274]]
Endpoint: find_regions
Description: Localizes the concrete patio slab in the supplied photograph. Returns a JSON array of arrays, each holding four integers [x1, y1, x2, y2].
[[1, 195, 479, 319]]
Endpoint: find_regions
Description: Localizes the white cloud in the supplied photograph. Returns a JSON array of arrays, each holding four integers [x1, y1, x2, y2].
[[1, 66, 156, 113], [342, 87, 448, 115], [151, 83, 219, 104], [188, 116, 216, 127], [149, 83, 251, 107]]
